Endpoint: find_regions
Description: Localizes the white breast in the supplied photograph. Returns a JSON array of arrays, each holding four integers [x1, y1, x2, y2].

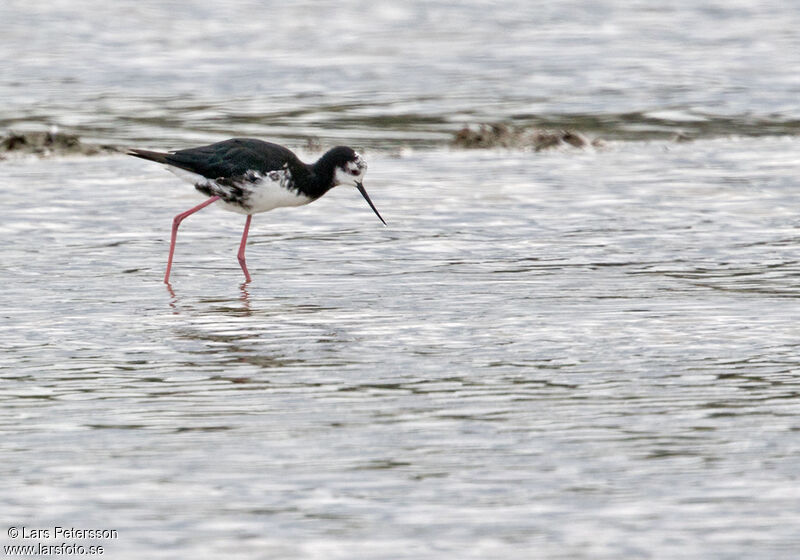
[[242, 170, 313, 214], [166, 165, 312, 215]]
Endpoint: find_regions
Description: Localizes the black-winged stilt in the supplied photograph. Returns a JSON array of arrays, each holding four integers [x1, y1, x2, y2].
[[129, 138, 385, 283]]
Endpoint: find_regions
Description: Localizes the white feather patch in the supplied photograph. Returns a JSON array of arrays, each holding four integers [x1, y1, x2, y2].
[[164, 164, 312, 215]]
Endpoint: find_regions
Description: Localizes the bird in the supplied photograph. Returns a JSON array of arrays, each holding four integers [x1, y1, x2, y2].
[[128, 138, 386, 284]]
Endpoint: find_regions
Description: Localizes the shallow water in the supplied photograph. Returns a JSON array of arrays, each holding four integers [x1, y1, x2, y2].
[[3, 137, 800, 558], [3, 0, 800, 147], [3, 0, 800, 558]]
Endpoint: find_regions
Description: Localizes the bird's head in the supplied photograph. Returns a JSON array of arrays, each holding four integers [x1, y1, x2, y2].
[[330, 147, 367, 187], [325, 146, 386, 225]]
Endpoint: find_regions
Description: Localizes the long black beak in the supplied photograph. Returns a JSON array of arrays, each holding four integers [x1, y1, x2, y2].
[[356, 182, 387, 226]]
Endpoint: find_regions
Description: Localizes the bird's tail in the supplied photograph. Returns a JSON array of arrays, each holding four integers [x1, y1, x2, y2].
[[127, 148, 170, 164]]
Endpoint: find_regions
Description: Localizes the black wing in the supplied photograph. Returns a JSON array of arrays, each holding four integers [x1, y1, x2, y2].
[[162, 138, 301, 179]]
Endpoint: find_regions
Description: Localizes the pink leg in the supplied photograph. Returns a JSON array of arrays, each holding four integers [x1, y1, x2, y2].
[[237, 214, 253, 283], [164, 196, 220, 283]]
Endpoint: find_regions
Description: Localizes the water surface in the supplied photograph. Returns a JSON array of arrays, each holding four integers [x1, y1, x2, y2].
[[3, 0, 800, 146], [3, 137, 800, 558], [2, 1, 800, 558]]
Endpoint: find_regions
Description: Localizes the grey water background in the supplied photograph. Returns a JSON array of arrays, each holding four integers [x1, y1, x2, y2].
[[2, 1, 800, 559]]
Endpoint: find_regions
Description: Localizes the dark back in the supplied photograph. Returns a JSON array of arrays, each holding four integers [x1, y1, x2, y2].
[[165, 138, 305, 179]]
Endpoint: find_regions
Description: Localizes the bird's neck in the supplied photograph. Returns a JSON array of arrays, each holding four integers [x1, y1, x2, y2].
[[302, 152, 340, 198]]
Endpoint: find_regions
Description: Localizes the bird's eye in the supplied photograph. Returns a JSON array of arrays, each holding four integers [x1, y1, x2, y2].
[[348, 168, 359, 175]]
